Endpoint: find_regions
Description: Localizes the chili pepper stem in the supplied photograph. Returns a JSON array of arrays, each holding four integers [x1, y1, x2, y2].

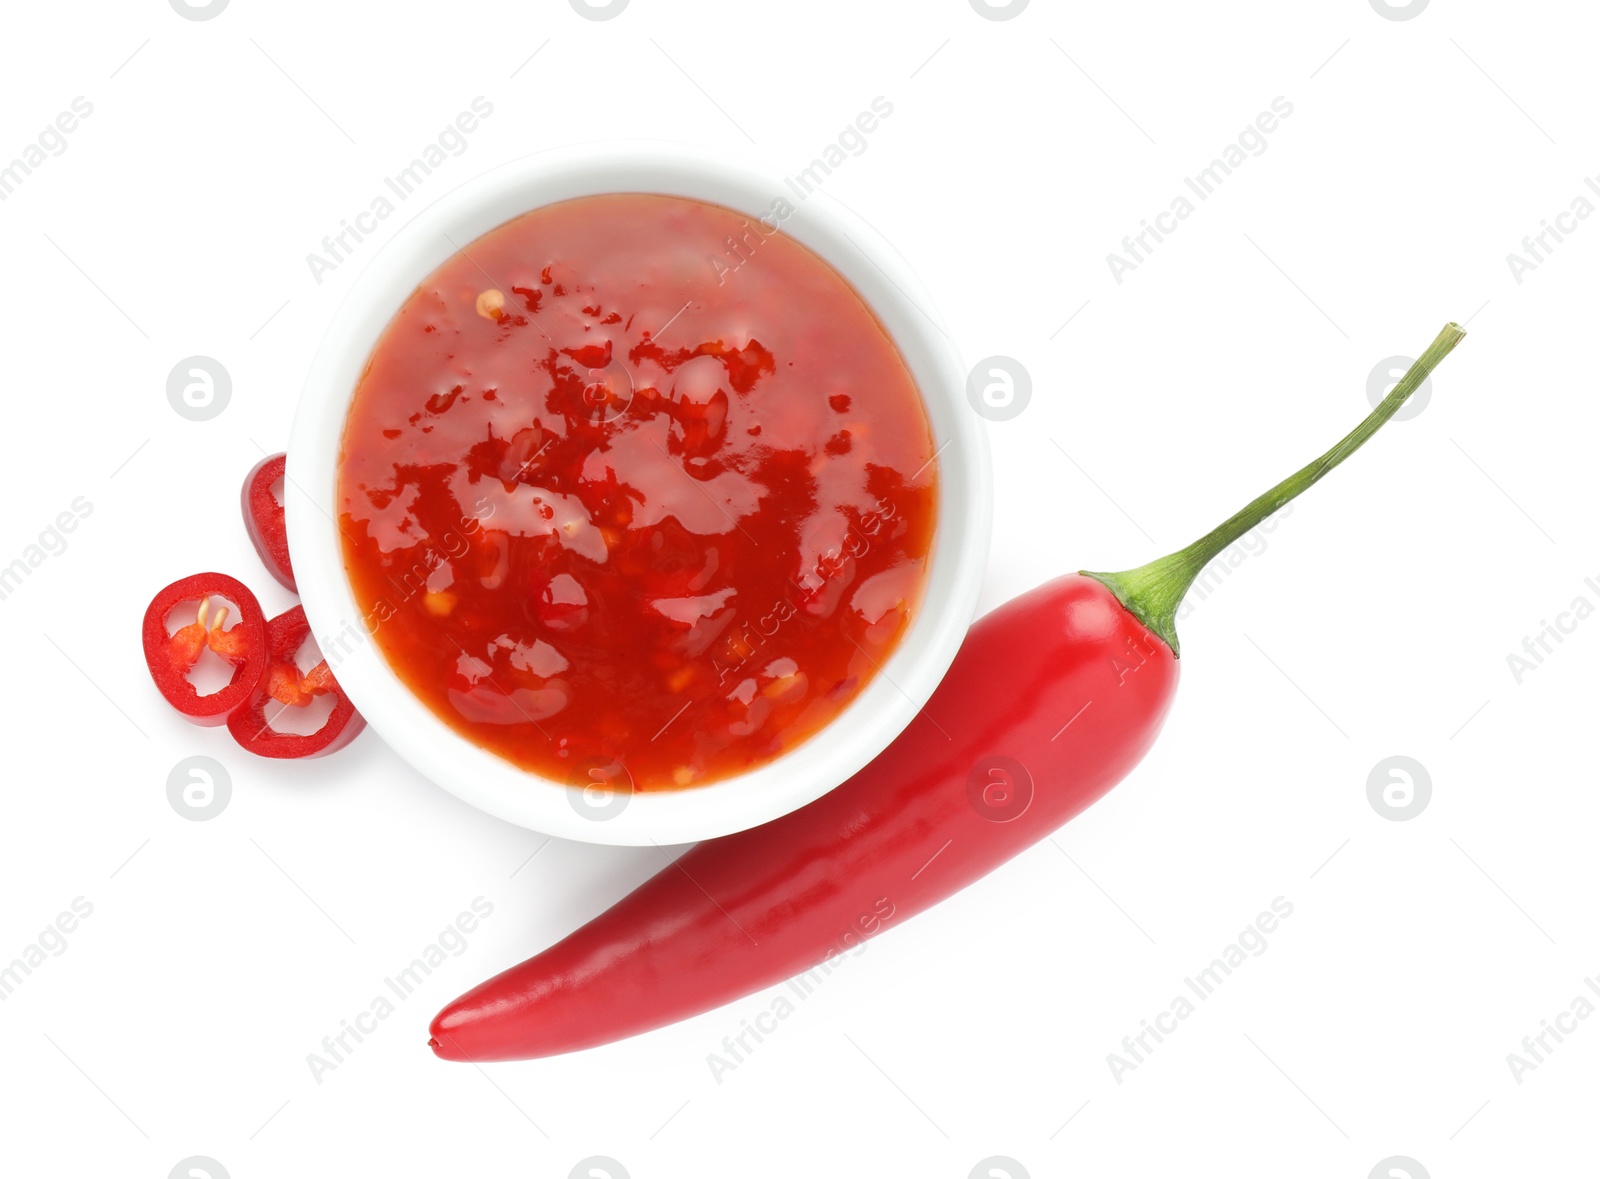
[[1084, 321, 1466, 657]]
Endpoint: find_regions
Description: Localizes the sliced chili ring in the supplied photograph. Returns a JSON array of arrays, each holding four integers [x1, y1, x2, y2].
[[227, 605, 365, 759], [242, 452, 296, 591], [142, 573, 269, 726]]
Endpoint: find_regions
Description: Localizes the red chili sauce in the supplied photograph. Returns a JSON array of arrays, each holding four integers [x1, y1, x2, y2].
[[337, 193, 937, 791]]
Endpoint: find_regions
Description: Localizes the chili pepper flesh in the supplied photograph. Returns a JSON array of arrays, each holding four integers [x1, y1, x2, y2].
[[141, 573, 270, 726], [243, 452, 296, 591], [226, 605, 365, 759]]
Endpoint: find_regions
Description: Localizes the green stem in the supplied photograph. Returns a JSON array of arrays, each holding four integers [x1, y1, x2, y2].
[[1084, 321, 1467, 657]]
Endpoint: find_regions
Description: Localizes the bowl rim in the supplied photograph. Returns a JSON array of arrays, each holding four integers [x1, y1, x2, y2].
[[286, 140, 991, 845]]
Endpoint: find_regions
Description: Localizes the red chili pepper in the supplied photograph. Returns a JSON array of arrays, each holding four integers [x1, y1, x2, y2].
[[242, 453, 296, 591], [142, 573, 270, 725], [226, 605, 365, 758], [429, 323, 1467, 1062]]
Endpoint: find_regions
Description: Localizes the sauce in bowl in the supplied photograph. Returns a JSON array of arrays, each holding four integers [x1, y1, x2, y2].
[[337, 193, 936, 791]]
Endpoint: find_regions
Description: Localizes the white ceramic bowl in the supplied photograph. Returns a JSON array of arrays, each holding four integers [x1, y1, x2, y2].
[[288, 142, 990, 845]]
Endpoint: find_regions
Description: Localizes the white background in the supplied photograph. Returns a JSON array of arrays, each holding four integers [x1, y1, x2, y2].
[[1, 1, 1595, 1176]]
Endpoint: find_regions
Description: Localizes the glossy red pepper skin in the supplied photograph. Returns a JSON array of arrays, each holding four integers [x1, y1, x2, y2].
[[430, 574, 1180, 1061], [141, 573, 270, 726], [226, 605, 366, 758], [242, 453, 296, 591]]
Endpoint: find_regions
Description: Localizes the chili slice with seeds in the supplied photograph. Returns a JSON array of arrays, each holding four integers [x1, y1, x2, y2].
[[227, 605, 365, 758], [141, 573, 269, 725], [242, 452, 296, 591]]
